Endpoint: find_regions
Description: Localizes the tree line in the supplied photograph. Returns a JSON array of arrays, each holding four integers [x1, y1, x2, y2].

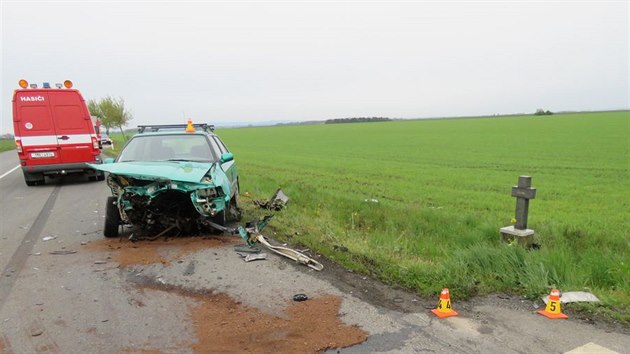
[[325, 117, 392, 124]]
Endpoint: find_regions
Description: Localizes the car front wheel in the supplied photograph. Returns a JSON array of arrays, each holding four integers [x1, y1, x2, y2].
[[104, 196, 121, 238]]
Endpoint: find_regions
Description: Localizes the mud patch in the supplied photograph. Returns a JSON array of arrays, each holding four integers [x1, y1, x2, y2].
[[137, 284, 367, 353], [0, 336, 9, 354], [84, 236, 239, 267]]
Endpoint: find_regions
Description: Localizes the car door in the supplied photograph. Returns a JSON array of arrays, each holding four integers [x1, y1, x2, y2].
[[14, 91, 63, 166], [48, 91, 96, 164]]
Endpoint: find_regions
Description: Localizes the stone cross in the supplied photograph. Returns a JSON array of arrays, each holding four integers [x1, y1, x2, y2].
[[511, 176, 536, 230]]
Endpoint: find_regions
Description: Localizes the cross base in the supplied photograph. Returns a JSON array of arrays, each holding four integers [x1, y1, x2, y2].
[[500, 226, 535, 247]]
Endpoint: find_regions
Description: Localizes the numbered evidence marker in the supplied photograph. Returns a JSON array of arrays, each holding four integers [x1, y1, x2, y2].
[[431, 288, 458, 318], [537, 288, 568, 319]]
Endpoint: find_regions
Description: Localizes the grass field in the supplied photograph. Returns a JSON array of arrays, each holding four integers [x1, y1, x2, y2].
[[0, 139, 16, 153], [217, 111, 630, 322]]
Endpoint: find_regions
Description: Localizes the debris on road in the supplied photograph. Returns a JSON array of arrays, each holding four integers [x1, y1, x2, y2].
[[49, 250, 77, 255], [94, 260, 107, 265], [238, 252, 267, 262], [253, 188, 289, 211], [542, 291, 600, 304], [42, 236, 56, 241], [237, 215, 324, 271], [293, 294, 308, 302], [30, 328, 44, 337]]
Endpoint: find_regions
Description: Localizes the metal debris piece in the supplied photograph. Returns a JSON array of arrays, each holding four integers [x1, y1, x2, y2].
[[238, 252, 267, 262], [293, 294, 308, 302], [253, 188, 289, 211], [49, 250, 77, 255], [237, 215, 323, 271], [542, 291, 600, 304]]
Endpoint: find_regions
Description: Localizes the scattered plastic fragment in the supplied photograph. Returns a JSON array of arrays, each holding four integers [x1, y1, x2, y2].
[[293, 294, 308, 302], [94, 260, 107, 264], [542, 291, 600, 304], [42, 236, 56, 241], [253, 188, 289, 211]]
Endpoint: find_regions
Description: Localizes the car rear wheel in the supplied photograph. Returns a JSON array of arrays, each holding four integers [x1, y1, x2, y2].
[[104, 196, 121, 238]]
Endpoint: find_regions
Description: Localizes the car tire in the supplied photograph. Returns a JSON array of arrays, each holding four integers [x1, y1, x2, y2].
[[211, 208, 226, 227], [104, 196, 121, 238], [97, 171, 105, 181], [228, 181, 243, 222]]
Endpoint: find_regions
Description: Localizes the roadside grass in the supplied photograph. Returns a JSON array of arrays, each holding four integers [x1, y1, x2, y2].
[[0, 139, 16, 152], [101, 133, 131, 157], [218, 111, 630, 324]]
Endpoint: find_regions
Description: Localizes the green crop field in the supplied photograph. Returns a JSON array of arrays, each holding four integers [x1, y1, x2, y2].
[[218, 111, 630, 322], [0, 139, 16, 152]]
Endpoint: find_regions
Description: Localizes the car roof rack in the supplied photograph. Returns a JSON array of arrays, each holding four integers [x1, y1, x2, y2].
[[137, 123, 215, 133]]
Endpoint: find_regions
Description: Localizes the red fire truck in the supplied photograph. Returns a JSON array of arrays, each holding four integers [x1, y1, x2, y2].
[[12, 79, 104, 186]]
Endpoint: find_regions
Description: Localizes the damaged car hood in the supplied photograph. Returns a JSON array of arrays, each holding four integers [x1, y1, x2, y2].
[[89, 161, 214, 184]]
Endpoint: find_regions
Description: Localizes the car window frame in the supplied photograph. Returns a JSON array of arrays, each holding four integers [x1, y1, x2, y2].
[[212, 136, 230, 154]]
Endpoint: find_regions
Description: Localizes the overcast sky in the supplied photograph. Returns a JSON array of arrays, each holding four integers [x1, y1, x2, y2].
[[1, 1, 628, 133]]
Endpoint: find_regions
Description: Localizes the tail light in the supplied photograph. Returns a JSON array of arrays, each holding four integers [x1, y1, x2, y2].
[[92, 137, 99, 150], [16, 140, 23, 153]]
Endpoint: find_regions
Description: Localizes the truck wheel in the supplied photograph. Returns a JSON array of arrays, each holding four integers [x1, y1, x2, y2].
[[104, 196, 121, 238], [23, 171, 45, 186], [97, 171, 105, 181]]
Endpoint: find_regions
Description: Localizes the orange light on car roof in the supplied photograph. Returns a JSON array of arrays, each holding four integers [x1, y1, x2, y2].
[[18, 79, 28, 88], [63, 80, 73, 88], [185, 119, 196, 133]]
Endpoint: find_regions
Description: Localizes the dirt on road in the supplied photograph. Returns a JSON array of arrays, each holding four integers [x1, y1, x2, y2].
[[86, 237, 368, 353], [84, 236, 239, 267]]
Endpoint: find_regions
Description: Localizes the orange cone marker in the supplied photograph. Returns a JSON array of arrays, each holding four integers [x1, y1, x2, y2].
[[431, 288, 458, 318], [185, 119, 195, 133], [537, 289, 568, 319]]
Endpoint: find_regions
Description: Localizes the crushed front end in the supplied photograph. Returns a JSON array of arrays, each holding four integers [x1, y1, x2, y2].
[[98, 161, 232, 236]]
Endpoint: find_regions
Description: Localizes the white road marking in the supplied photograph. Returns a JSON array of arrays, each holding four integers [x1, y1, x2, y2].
[[0, 165, 20, 179]]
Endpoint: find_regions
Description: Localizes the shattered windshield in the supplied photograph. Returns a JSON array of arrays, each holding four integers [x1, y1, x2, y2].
[[118, 134, 217, 162]]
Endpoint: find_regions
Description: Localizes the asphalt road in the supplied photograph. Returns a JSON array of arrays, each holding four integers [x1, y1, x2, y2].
[[0, 150, 628, 354]]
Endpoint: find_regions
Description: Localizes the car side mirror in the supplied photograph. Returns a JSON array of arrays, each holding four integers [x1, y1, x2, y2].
[[104, 158, 115, 164], [220, 152, 234, 163]]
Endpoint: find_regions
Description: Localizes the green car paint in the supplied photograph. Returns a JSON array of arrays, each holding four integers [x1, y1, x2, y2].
[[89, 126, 240, 236]]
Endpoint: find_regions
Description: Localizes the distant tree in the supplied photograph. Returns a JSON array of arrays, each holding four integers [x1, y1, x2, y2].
[[534, 108, 553, 116], [88, 96, 132, 137], [87, 99, 103, 120]]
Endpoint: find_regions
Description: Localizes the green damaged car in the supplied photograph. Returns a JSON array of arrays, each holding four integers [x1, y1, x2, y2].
[[89, 123, 241, 238]]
